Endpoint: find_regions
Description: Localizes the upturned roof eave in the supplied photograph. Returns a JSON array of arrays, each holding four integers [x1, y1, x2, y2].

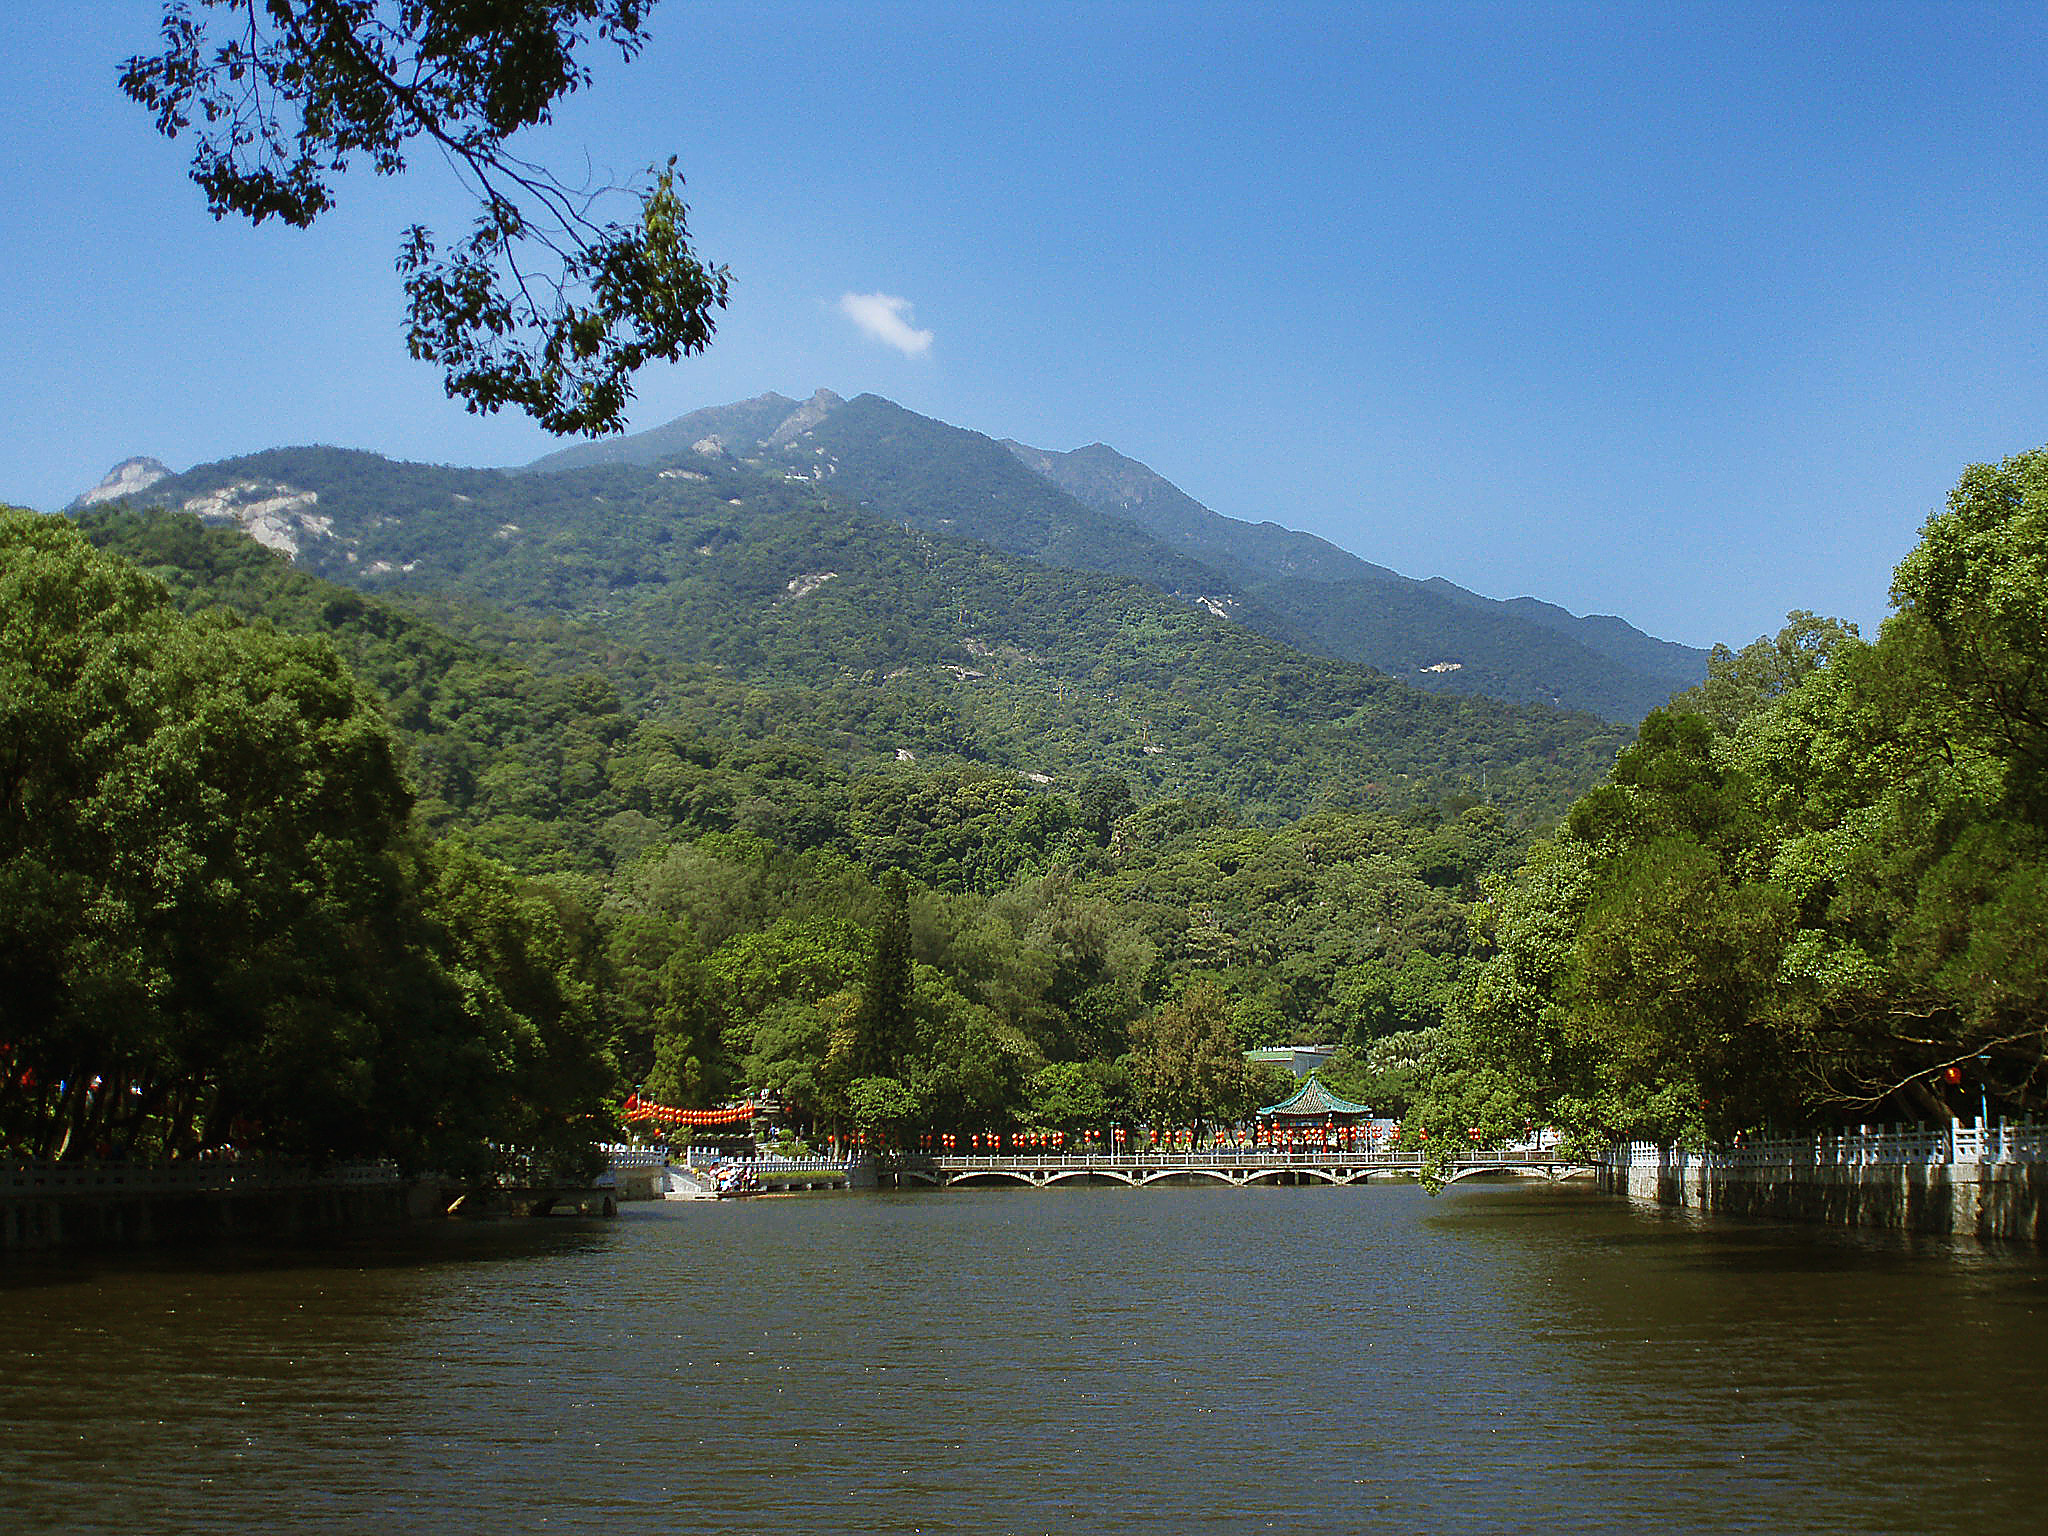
[[1255, 1072, 1373, 1118]]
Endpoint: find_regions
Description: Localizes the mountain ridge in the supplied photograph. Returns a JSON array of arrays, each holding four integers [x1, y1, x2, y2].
[[513, 388, 1704, 719], [86, 439, 1629, 825]]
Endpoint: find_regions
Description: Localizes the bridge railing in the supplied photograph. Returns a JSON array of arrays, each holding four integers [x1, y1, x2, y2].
[[927, 1148, 1578, 1172], [597, 1143, 672, 1169], [1609, 1123, 2048, 1171]]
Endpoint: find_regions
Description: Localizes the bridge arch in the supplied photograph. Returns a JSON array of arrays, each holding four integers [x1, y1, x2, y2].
[[1042, 1168, 1138, 1188], [1135, 1168, 1239, 1188], [1444, 1162, 1585, 1184], [1241, 1166, 1347, 1187], [946, 1169, 1039, 1188]]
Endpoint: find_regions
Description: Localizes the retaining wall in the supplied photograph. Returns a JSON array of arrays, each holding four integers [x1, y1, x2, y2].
[[1, 1178, 442, 1252], [1600, 1148, 2048, 1245]]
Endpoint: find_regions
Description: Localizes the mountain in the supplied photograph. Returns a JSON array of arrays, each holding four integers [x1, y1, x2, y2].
[[523, 391, 817, 473], [71, 456, 172, 509], [525, 389, 1703, 720], [92, 441, 1628, 826], [1004, 439, 1708, 711], [526, 389, 1292, 618]]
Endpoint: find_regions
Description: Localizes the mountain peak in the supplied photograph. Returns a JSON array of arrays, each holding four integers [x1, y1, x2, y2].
[[764, 388, 845, 448], [72, 456, 173, 510]]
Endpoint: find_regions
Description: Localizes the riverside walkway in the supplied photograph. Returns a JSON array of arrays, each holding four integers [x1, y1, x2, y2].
[[897, 1147, 1596, 1189]]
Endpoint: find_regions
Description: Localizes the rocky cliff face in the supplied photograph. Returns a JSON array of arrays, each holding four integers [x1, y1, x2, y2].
[[71, 457, 172, 509], [177, 480, 333, 557], [75, 456, 338, 559]]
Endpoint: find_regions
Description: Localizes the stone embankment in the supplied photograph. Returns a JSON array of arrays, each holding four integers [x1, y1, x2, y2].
[[1601, 1124, 2048, 1245], [3, 1157, 634, 1251], [1, 1160, 441, 1251]]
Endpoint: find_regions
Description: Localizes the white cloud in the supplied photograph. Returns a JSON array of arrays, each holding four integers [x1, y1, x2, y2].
[[837, 291, 934, 356]]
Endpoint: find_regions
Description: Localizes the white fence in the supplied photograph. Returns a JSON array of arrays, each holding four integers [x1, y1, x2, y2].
[[597, 1143, 672, 1169], [599, 1143, 855, 1174], [1610, 1123, 2048, 1171]]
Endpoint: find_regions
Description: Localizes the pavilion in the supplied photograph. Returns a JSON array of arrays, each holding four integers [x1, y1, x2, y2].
[[1254, 1073, 1385, 1149]]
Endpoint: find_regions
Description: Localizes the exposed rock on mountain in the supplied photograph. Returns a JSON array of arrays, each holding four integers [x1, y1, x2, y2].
[[178, 479, 333, 557], [71, 456, 172, 509]]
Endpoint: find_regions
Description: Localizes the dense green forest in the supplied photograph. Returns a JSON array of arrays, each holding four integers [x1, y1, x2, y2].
[[0, 508, 609, 1170], [5, 496, 1532, 1162], [13, 444, 2043, 1170], [1379, 447, 2048, 1157], [129, 442, 1629, 826]]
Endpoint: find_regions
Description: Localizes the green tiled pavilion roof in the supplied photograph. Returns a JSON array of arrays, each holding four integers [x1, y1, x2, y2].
[[1256, 1073, 1374, 1119]]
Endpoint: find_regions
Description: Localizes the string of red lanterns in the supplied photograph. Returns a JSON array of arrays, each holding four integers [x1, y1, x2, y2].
[[620, 1093, 755, 1129]]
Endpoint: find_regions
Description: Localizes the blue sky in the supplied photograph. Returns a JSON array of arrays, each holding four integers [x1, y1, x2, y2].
[[5, 2, 2046, 650]]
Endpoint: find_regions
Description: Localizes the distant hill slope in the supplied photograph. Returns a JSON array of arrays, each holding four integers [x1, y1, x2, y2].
[[111, 443, 1628, 824], [523, 389, 1702, 720], [1004, 438, 1708, 720]]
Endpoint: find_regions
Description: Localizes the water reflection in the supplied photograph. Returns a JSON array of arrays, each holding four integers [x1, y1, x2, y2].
[[1, 1186, 2042, 1534]]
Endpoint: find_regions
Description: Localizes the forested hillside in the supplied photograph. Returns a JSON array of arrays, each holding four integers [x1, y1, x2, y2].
[[528, 387, 1705, 719], [122, 443, 1629, 826], [10, 500, 1547, 1164]]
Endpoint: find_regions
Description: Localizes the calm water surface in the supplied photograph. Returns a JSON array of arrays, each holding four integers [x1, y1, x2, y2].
[[4, 1182, 2045, 1534]]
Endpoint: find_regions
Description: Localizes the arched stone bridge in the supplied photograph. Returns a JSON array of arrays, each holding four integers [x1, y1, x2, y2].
[[892, 1149, 1595, 1190]]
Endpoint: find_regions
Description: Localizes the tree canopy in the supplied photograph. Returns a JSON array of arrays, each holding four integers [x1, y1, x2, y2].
[[1461, 446, 2048, 1147], [121, 1, 726, 434], [0, 507, 612, 1168]]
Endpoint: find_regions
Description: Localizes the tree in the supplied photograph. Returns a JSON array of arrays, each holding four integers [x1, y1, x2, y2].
[[1670, 611, 1862, 737], [1026, 1060, 1132, 1142], [1127, 981, 1251, 1137], [120, 1, 728, 434], [1889, 447, 2048, 824], [846, 1074, 916, 1141], [847, 869, 913, 1080], [0, 508, 616, 1165], [1462, 449, 2048, 1140], [1077, 772, 1135, 847]]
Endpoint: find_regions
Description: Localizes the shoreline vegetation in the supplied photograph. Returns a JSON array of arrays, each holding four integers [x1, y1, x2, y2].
[[5, 445, 2046, 1196]]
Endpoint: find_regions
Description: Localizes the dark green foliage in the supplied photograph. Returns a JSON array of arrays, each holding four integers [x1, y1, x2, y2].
[[848, 871, 914, 1081], [0, 508, 612, 1166], [1469, 446, 2048, 1143]]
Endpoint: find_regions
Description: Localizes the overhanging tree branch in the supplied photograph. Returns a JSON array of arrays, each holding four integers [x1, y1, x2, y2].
[[119, 1, 727, 435]]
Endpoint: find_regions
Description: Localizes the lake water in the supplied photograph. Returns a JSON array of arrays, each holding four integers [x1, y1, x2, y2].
[[4, 1181, 2046, 1534]]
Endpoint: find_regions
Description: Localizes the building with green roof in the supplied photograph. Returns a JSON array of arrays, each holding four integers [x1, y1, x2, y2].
[[1256, 1073, 1375, 1122]]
